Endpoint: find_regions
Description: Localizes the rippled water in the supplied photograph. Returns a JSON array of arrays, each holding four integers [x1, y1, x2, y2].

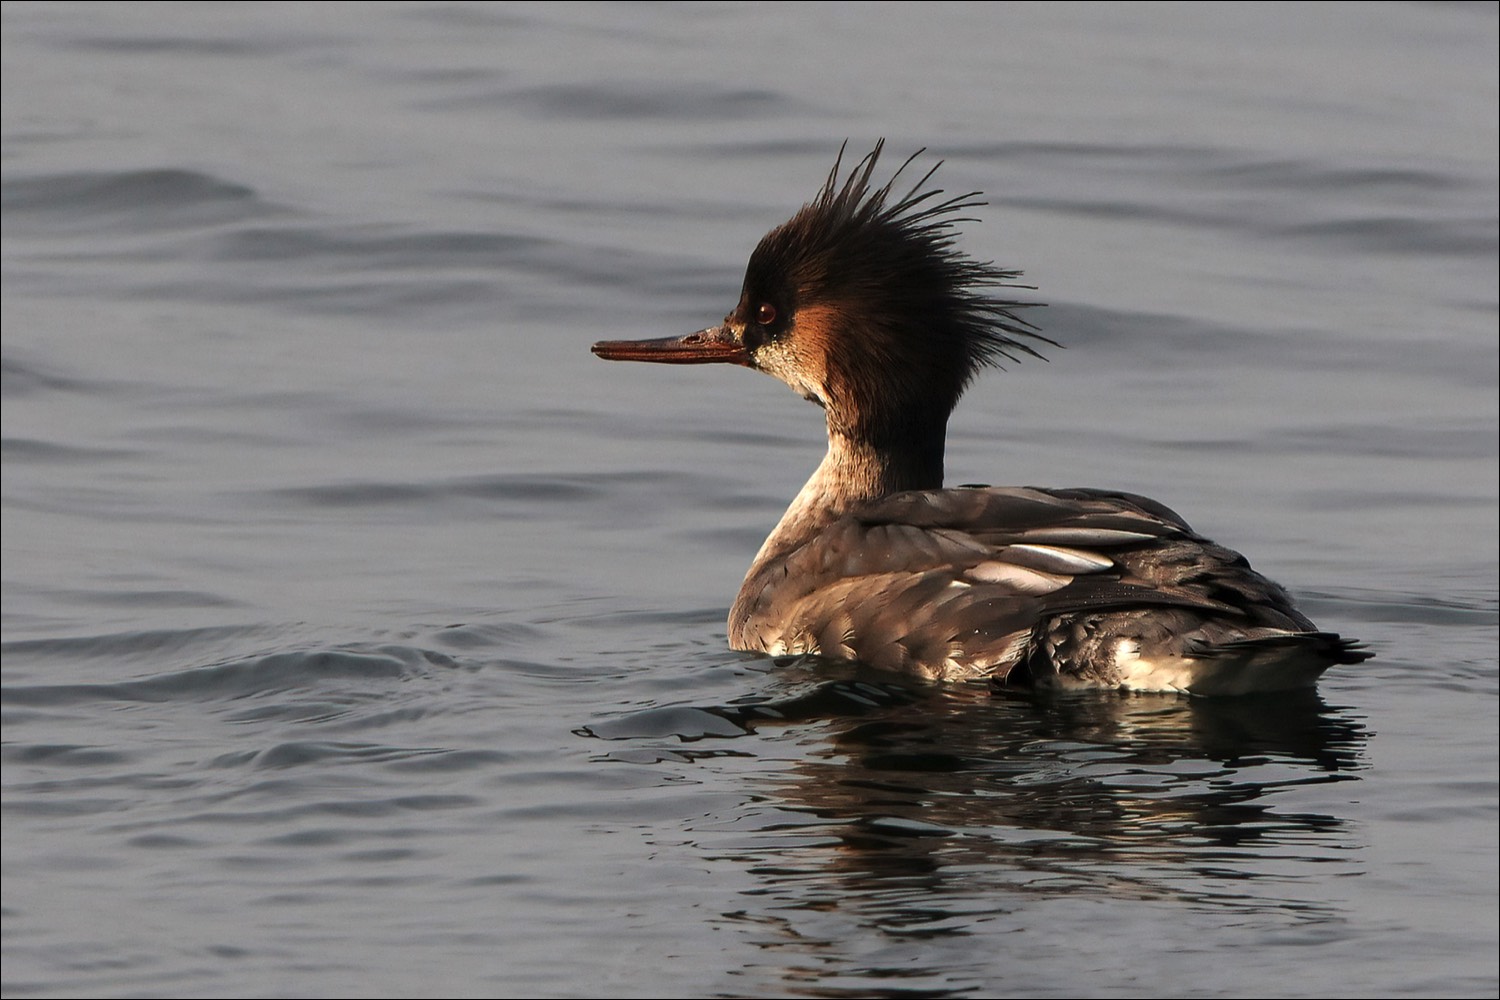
[[3, 3, 1497, 997]]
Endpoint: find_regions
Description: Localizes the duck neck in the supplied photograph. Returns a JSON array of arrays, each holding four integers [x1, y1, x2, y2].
[[749, 417, 947, 572]]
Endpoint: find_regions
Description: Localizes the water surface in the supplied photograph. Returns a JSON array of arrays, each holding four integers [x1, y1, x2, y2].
[[3, 3, 1496, 997]]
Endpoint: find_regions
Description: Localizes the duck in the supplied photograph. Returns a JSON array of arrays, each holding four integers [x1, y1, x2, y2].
[[591, 141, 1370, 695]]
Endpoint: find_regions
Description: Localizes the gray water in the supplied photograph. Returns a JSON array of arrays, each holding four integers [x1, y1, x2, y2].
[[3, 3, 1496, 997]]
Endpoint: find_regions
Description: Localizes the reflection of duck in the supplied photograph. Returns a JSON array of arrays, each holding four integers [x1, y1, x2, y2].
[[593, 143, 1369, 694], [586, 671, 1367, 899]]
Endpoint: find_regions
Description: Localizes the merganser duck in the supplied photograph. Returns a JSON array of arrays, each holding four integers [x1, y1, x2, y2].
[[592, 142, 1370, 695]]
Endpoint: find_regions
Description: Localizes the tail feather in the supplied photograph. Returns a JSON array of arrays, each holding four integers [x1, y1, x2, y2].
[[1189, 631, 1373, 666], [1022, 611, 1372, 696], [1166, 630, 1370, 696]]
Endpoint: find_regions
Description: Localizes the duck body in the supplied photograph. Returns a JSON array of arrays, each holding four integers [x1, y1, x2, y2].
[[593, 142, 1369, 695], [730, 482, 1364, 694]]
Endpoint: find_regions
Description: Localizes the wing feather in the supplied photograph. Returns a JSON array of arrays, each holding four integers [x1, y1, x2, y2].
[[730, 485, 1343, 684]]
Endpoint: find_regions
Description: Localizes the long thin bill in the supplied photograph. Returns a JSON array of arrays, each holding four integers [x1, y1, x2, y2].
[[591, 327, 750, 365]]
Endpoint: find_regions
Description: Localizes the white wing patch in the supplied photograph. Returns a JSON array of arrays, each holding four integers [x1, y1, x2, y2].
[[1017, 527, 1159, 545], [966, 561, 1069, 594], [1004, 544, 1115, 575]]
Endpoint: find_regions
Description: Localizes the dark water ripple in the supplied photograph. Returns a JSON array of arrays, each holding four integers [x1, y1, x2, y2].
[[505, 83, 795, 121], [3, 644, 449, 707], [1, 169, 276, 232]]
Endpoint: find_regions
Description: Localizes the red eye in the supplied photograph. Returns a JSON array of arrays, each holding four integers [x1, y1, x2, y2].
[[755, 303, 777, 325]]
